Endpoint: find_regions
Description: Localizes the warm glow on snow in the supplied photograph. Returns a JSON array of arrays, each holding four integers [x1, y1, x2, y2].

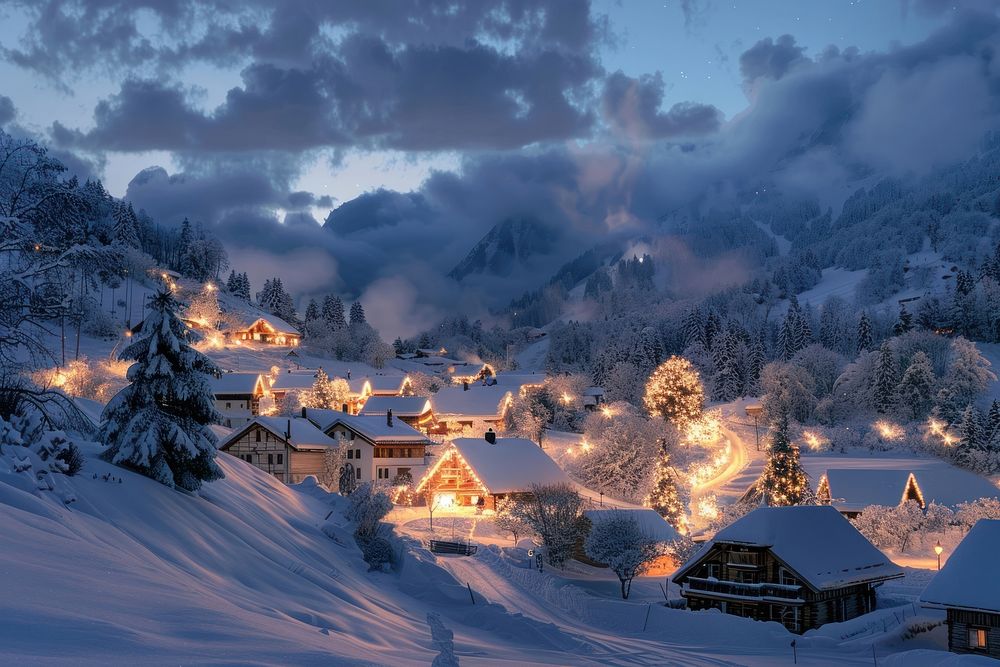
[[873, 420, 904, 441], [802, 430, 825, 451]]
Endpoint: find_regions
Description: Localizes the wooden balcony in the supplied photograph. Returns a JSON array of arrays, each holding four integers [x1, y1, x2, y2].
[[683, 577, 803, 602]]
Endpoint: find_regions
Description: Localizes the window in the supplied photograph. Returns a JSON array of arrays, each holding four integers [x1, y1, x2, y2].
[[277, 454, 283, 465], [245, 454, 252, 463], [704, 563, 720, 579], [969, 628, 988, 650], [734, 570, 757, 584], [226, 402, 231, 409], [347, 450, 354, 460], [350, 432, 356, 441], [355, 449, 361, 459], [267, 454, 273, 465], [255, 430, 261, 442], [355, 467, 361, 480], [779, 568, 798, 587]]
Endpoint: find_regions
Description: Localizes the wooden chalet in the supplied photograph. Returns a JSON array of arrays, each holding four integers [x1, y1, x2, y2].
[[209, 372, 267, 428], [816, 467, 1000, 517], [231, 313, 301, 346], [428, 386, 513, 434], [920, 519, 1000, 658], [358, 396, 434, 430], [303, 408, 431, 485], [218, 416, 337, 484], [366, 374, 412, 397], [672, 506, 903, 633], [415, 432, 569, 510]]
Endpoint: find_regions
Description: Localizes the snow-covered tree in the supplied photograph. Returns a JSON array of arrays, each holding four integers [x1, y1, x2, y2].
[[492, 497, 532, 545], [301, 369, 351, 410], [584, 511, 671, 599], [896, 351, 936, 420], [955, 405, 984, 470], [856, 311, 873, 353], [872, 341, 897, 414], [755, 411, 808, 506], [346, 482, 393, 539], [643, 356, 705, 426], [257, 277, 296, 323], [573, 403, 664, 503], [99, 289, 225, 491], [646, 452, 687, 530], [514, 483, 584, 567], [942, 338, 996, 406], [322, 295, 347, 331], [349, 301, 366, 326], [955, 497, 1000, 532]]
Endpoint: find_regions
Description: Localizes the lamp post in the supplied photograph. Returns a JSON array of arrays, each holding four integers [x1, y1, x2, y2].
[[934, 541, 943, 571], [745, 405, 763, 451]]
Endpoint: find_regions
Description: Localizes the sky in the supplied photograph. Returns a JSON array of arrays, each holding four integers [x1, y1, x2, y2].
[[1, 0, 998, 337]]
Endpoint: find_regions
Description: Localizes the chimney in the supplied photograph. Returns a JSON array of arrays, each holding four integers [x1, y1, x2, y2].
[[286, 419, 291, 442], [463, 381, 469, 391], [342, 403, 349, 413], [301, 406, 306, 419], [347, 370, 352, 380], [387, 409, 393, 427], [485, 428, 496, 444]]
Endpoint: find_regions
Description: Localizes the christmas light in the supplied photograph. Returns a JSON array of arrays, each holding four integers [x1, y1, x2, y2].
[[802, 430, 825, 451], [643, 356, 705, 426], [873, 420, 904, 441]]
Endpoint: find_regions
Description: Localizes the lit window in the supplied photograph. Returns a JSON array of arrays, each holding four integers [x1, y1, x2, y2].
[[969, 628, 988, 650]]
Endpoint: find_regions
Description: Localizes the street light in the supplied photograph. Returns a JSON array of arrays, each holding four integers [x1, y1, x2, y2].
[[745, 404, 763, 451], [934, 541, 944, 571]]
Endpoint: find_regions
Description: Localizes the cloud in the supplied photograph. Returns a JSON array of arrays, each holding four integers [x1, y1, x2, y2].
[[0, 96, 15, 126], [739, 34, 808, 83], [602, 71, 723, 140]]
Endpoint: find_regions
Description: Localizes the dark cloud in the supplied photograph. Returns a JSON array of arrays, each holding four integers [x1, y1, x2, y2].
[[602, 71, 723, 140], [0, 96, 15, 126], [739, 34, 808, 83]]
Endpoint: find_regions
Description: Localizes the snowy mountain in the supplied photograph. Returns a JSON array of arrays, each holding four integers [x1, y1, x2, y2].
[[449, 218, 560, 281]]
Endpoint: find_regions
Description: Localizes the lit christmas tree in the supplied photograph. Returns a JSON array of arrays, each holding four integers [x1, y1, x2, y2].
[[646, 448, 687, 532], [643, 355, 705, 426], [755, 411, 808, 506]]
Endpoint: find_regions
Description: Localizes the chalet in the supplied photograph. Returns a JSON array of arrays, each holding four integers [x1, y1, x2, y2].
[[269, 370, 318, 409], [231, 313, 301, 346], [218, 416, 336, 483], [429, 386, 513, 434], [209, 372, 267, 428], [358, 396, 434, 430], [304, 408, 432, 485], [449, 362, 496, 386], [816, 467, 1000, 517], [920, 520, 1000, 658], [672, 505, 903, 633], [416, 347, 448, 358], [366, 374, 412, 397], [582, 386, 605, 411], [580, 509, 679, 575], [415, 432, 569, 510]]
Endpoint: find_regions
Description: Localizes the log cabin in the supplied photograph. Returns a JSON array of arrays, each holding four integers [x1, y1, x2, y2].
[[920, 519, 1000, 659], [414, 431, 569, 510], [302, 408, 432, 485], [230, 313, 301, 346], [209, 372, 267, 428], [218, 416, 337, 483], [358, 396, 434, 430], [672, 505, 903, 633]]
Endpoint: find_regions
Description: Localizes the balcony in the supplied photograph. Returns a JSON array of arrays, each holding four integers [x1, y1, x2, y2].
[[683, 577, 803, 602], [726, 552, 761, 567]]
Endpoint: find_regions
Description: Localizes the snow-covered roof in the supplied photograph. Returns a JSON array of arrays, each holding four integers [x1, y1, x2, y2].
[[583, 387, 605, 397], [492, 372, 546, 392], [821, 467, 999, 512], [210, 372, 265, 396], [359, 396, 432, 418], [311, 411, 430, 445], [675, 506, 903, 591], [431, 387, 512, 420], [584, 508, 679, 543], [920, 519, 1000, 614], [234, 312, 300, 336], [220, 416, 337, 451], [270, 372, 318, 391], [366, 375, 410, 395], [441, 437, 569, 494]]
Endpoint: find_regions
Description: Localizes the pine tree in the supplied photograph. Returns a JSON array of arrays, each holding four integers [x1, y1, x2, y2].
[[896, 351, 935, 420], [747, 334, 765, 394], [177, 218, 193, 274], [350, 301, 366, 326], [893, 304, 913, 336], [683, 307, 705, 348], [987, 400, 1000, 443], [643, 356, 705, 426], [646, 446, 686, 531], [226, 270, 239, 294], [755, 411, 808, 506], [99, 289, 224, 491], [304, 299, 321, 337], [956, 405, 983, 471], [872, 341, 898, 414], [112, 201, 141, 248], [238, 272, 252, 301], [857, 311, 873, 353], [323, 295, 347, 330]]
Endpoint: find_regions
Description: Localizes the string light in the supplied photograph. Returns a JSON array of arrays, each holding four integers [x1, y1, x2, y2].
[[873, 420, 904, 441], [643, 356, 705, 426]]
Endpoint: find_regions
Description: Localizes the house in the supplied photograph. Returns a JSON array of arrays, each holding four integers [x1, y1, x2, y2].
[[269, 370, 318, 409], [492, 372, 546, 396], [218, 416, 337, 483], [580, 508, 679, 575], [672, 505, 904, 633], [582, 386, 605, 411], [231, 313, 301, 346], [209, 372, 267, 428], [358, 396, 434, 430], [366, 374, 412, 397], [304, 408, 432, 485], [448, 362, 496, 385], [816, 467, 1000, 517], [416, 347, 448, 358], [429, 386, 513, 434], [415, 432, 569, 510], [920, 520, 1000, 658]]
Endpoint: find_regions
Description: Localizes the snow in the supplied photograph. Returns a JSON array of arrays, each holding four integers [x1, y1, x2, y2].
[[359, 395, 432, 417], [222, 416, 338, 451], [309, 410, 430, 444], [209, 371, 265, 395], [270, 371, 319, 391], [448, 437, 570, 494], [822, 469, 917, 513], [366, 374, 410, 394], [920, 519, 1000, 614], [431, 386, 512, 420], [583, 508, 679, 542], [680, 505, 905, 590], [492, 371, 547, 393]]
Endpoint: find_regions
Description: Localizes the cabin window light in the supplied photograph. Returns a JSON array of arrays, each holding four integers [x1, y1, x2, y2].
[[969, 628, 988, 650]]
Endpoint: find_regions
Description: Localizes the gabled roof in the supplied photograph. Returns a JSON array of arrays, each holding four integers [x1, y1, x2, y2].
[[359, 396, 432, 418], [920, 519, 1000, 614], [235, 311, 300, 336], [492, 372, 546, 393], [819, 467, 999, 512], [219, 416, 337, 452], [674, 506, 903, 591], [270, 372, 318, 391], [312, 411, 431, 445], [584, 508, 679, 543], [210, 372, 265, 396], [418, 437, 569, 495], [430, 387, 512, 421], [366, 375, 410, 395]]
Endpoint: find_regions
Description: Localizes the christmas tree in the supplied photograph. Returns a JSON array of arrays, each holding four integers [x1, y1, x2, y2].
[[100, 289, 224, 491], [643, 355, 705, 426], [755, 411, 808, 506], [646, 441, 687, 531]]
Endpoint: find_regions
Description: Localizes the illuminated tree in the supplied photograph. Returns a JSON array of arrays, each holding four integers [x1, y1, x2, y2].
[[646, 449, 686, 531], [302, 369, 351, 410], [643, 356, 705, 426], [755, 411, 808, 506]]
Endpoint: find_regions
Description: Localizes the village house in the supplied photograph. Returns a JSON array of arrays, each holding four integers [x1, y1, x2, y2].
[[492, 371, 546, 396], [415, 432, 569, 510], [303, 408, 432, 484], [816, 467, 1000, 518], [582, 386, 605, 411], [230, 313, 301, 346], [268, 370, 319, 410], [209, 372, 267, 428], [218, 416, 337, 483], [366, 374, 412, 397], [672, 505, 903, 633], [448, 362, 496, 386], [920, 519, 1000, 658], [429, 386, 513, 434], [358, 396, 434, 430], [579, 508, 679, 575]]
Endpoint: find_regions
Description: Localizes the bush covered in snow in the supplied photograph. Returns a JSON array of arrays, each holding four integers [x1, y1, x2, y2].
[[359, 536, 394, 572], [583, 511, 670, 599], [346, 482, 393, 540]]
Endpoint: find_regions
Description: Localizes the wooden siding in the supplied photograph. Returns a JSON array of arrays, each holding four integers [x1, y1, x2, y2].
[[947, 609, 1000, 658], [220, 423, 324, 483]]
